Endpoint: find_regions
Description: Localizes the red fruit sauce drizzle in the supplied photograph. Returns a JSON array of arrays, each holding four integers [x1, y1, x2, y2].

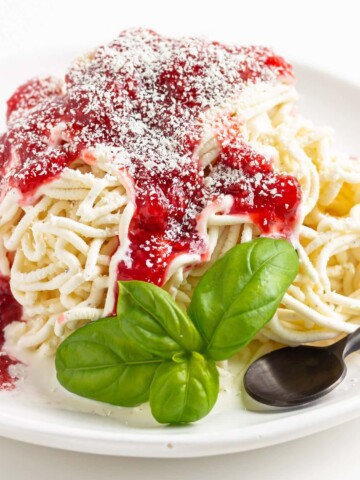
[[0, 29, 301, 291], [0, 277, 22, 390]]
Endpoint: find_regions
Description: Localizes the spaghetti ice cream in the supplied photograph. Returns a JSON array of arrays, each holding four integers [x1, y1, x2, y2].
[[0, 30, 359, 391]]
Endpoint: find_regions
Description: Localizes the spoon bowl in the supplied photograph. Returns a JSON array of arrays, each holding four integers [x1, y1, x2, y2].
[[244, 345, 346, 407], [244, 328, 360, 408]]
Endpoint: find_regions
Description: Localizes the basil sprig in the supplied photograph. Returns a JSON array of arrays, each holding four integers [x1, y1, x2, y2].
[[56, 238, 299, 424]]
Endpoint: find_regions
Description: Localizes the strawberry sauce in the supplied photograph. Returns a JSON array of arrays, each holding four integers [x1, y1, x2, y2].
[[0, 29, 301, 289], [0, 276, 22, 389]]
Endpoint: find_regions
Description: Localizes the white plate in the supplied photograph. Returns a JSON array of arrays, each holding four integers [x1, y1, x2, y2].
[[1, 52, 360, 458]]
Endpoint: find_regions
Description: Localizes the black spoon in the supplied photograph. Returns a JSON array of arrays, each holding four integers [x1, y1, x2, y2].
[[244, 328, 360, 407]]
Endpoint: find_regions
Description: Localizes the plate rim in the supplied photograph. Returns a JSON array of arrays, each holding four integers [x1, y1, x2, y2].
[[0, 391, 359, 457]]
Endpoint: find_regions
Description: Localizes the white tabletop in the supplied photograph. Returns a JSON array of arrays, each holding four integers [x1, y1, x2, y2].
[[1, 419, 360, 479], [1, 0, 360, 477]]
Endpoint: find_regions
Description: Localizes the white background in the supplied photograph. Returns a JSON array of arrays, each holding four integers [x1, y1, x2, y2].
[[2, 0, 360, 84], [1, 0, 360, 478]]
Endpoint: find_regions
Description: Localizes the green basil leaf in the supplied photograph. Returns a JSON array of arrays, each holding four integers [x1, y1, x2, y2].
[[149, 352, 219, 424], [188, 238, 299, 361], [56, 317, 162, 407], [117, 281, 204, 358]]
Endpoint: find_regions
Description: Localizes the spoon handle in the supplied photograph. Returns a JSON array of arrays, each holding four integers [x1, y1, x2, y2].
[[343, 328, 360, 357], [331, 328, 360, 358]]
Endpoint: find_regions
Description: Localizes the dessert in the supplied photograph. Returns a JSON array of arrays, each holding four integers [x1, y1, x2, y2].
[[0, 30, 359, 422]]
